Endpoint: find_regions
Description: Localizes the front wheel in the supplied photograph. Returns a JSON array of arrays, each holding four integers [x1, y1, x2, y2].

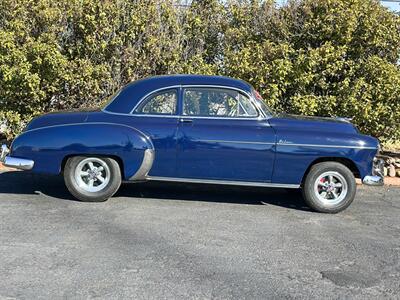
[[64, 156, 122, 202], [302, 162, 356, 213]]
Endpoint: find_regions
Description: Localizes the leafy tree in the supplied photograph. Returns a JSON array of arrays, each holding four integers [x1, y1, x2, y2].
[[221, 0, 400, 141], [0, 0, 399, 142]]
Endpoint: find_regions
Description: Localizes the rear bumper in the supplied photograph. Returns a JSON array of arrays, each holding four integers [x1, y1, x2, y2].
[[362, 157, 384, 186], [1, 144, 34, 171]]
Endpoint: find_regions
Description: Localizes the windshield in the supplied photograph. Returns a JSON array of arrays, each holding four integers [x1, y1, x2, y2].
[[252, 89, 274, 117]]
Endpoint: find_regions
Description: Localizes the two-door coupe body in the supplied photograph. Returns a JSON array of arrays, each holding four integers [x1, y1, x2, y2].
[[0, 75, 383, 212]]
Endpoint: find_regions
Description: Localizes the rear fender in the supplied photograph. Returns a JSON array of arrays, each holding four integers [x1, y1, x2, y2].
[[11, 122, 155, 180]]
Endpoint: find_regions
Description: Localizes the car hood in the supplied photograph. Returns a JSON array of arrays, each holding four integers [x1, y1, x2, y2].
[[268, 113, 358, 134], [24, 109, 97, 132]]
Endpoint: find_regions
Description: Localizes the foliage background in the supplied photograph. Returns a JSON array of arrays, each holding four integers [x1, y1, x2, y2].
[[0, 0, 399, 142]]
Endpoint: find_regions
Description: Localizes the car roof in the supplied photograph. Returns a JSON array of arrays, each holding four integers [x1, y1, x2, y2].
[[104, 74, 254, 114]]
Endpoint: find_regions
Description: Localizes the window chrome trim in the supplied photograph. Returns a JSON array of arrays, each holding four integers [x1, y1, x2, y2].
[[102, 109, 180, 118], [102, 109, 266, 121], [178, 115, 266, 121], [102, 83, 272, 119], [131, 86, 180, 116], [146, 176, 300, 189], [125, 84, 266, 120], [181, 85, 259, 118]]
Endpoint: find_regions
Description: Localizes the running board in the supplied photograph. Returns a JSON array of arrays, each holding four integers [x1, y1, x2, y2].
[[146, 176, 300, 189]]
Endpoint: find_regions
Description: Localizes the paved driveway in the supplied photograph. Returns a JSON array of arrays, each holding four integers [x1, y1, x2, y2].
[[0, 171, 399, 299]]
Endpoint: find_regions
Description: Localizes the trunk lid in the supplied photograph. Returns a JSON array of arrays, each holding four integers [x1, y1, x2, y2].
[[24, 109, 98, 132]]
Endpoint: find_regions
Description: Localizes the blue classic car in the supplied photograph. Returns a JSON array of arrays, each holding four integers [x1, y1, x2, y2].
[[0, 75, 383, 212]]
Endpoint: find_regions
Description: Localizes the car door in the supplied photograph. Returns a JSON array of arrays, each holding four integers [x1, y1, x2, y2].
[[128, 88, 179, 178], [176, 86, 276, 182]]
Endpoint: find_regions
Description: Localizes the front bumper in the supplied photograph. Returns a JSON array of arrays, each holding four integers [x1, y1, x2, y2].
[[362, 157, 384, 186], [0, 144, 34, 171]]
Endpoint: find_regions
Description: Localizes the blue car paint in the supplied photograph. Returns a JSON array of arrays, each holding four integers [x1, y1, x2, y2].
[[91, 113, 180, 178], [13, 123, 153, 179], [25, 109, 93, 131], [175, 118, 276, 181], [268, 116, 378, 183], [105, 75, 254, 114], [10, 74, 379, 185]]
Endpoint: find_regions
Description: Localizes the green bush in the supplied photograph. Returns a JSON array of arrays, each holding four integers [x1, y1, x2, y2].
[[0, 0, 399, 142]]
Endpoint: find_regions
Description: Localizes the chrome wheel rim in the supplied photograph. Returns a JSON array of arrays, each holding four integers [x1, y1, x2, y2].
[[313, 171, 348, 206], [74, 158, 110, 193]]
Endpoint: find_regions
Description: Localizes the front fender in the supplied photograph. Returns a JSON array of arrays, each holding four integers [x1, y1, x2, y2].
[[11, 122, 154, 180], [272, 130, 379, 184]]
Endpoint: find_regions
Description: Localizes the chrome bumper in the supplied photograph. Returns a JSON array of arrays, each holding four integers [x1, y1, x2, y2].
[[0, 144, 34, 170], [362, 157, 384, 186]]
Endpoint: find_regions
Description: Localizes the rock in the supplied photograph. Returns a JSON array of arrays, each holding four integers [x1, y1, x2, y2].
[[384, 167, 388, 177], [389, 165, 396, 177], [378, 155, 395, 165], [387, 158, 396, 165]]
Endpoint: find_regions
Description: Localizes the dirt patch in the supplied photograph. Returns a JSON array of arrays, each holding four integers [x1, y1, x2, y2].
[[384, 176, 400, 186]]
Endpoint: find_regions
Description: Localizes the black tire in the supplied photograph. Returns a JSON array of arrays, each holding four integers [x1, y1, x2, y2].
[[302, 162, 356, 213], [64, 156, 121, 202]]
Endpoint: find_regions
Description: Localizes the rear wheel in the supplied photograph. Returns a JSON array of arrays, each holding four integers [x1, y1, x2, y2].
[[302, 162, 356, 213], [64, 156, 121, 202]]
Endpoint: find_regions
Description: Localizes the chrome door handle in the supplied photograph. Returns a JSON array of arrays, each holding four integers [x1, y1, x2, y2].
[[179, 118, 193, 123]]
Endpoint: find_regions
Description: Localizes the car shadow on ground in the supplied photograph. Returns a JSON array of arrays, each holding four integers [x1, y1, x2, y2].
[[0, 171, 311, 211]]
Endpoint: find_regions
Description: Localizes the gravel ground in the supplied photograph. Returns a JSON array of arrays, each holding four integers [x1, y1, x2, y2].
[[0, 171, 399, 299]]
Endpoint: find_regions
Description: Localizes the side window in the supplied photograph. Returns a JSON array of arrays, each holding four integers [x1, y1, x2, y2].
[[135, 89, 177, 115], [183, 88, 258, 117]]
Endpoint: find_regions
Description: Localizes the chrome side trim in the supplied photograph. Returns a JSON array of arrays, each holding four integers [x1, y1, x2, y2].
[[146, 176, 300, 189], [129, 149, 155, 180], [195, 139, 275, 145], [3, 156, 34, 170], [277, 143, 378, 150]]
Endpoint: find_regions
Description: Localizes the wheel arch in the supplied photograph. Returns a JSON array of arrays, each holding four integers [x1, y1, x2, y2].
[[301, 157, 361, 186], [11, 122, 155, 179]]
